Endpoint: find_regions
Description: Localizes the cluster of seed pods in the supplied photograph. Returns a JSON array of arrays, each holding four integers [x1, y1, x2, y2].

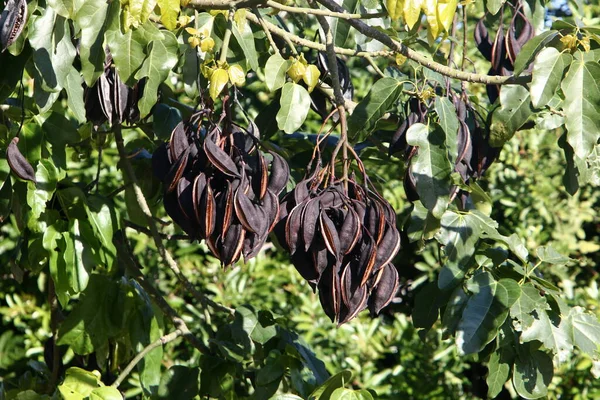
[[152, 117, 290, 266], [390, 96, 499, 206], [274, 158, 400, 325]]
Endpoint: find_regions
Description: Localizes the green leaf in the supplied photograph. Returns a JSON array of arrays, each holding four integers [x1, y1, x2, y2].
[[157, 0, 180, 31], [348, 77, 403, 142], [75, 0, 109, 86], [530, 47, 571, 108], [456, 272, 521, 354], [536, 245, 571, 265], [235, 306, 276, 345], [513, 30, 559, 76], [309, 370, 353, 400], [85, 196, 117, 272], [277, 82, 311, 134], [561, 55, 600, 160], [57, 367, 103, 399], [520, 307, 572, 363], [43, 225, 70, 307], [37, 112, 80, 146], [434, 97, 459, 163], [512, 346, 553, 399], [567, 306, 600, 356], [333, 0, 359, 47], [26, 160, 59, 220], [435, 210, 482, 289], [486, 0, 506, 15], [63, 220, 96, 293], [153, 104, 183, 140], [129, 281, 163, 397], [157, 365, 199, 400], [330, 388, 374, 400], [406, 123, 452, 219], [487, 350, 511, 399], [412, 281, 447, 331], [89, 386, 123, 400], [124, 0, 157, 29], [63, 68, 87, 124], [134, 31, 179, 117], [47, 0, 77, 19], [490, 85, 532, 147], [406, 202, 440, 243], [106, 6, 154, 85], [232, 21, 258, 71], [510, 283, 549, 332], [57, 275, 121, 354], [265, 53, 291, 92], [441, 286, 469, 337]]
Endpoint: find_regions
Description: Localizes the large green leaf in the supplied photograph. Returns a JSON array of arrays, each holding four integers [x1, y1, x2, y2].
[[63, 220, 97, 294], [265, 53, 291, 92], [57, 275, 122, 354], [89, 386, 123, 400], [332, 0, 359, 47], [435, 210, 482, 289], [487, 349, 511, 399], [513, 30, 559, 76], [520, 307, 572, 363], [277, 82, 310, 134], [486, 0, 506, 15], [309, 370, 352, 400], [43, 224, 70, 307], [232, 21, 259, 71], [57, 367, 103, 400], [157, 0, 180, 31], [406, 123, 452, 219], [85, 196, 117, 272], [235, 306, 276, 345], [47, 0, 78, 18], [490, 85, 532, 147], [135, 31, 179, 117], [434, 97, 459, 163], [348, 77, 403, 141], [26, 159, 59, 220], [456, 272, 521, 354], [510, 283, 549, 332], [512, 346, 553, 399], [329, 388, 374, 400], [566, 306, 600, 356], [64, 68, 87, 124], [530, 47, 571, 108], [561, 54, 600, 160], [441, 286, 469, 337], [75, 0, 109, 86]]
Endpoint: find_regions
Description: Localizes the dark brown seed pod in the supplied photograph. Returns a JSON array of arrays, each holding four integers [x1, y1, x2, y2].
[[0, 0, 27, 52], [367, 264, 399, 316], [203, 137, 240, 177], [6, 137, 36, 183]]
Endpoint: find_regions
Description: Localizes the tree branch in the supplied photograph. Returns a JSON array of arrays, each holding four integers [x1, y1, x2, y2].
[[266, 0, 385, 20], [113, 125, 234, 316], [315, 0, 532, 85], [188, 0, 262, 10], [112, 330, 184, 388], [243, 13, 394, 59]]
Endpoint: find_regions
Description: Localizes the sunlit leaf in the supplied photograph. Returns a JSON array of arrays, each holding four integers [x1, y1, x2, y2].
[[276, 82, 310, 134]]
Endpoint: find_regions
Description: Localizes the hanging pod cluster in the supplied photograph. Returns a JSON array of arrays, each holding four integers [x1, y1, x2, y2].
[[152, 117, 290, 266], [275, 157, 401, 325], [0, 0, 27, 52], [474, 0, 534, 102], [390, 96, 499, 206], [84, 51, 145, 127]]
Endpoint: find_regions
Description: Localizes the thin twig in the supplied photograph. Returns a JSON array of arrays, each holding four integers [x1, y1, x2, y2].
[[244, 12, 393, 59], [124, 219, 192, 241], [253, 8, 279, 55], [267, 0, 385, 20], [112, 330, 184, 388], [113, 125, 234, 316]]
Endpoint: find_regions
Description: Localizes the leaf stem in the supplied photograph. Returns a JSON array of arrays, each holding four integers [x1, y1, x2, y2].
[[219, 11, 234, 65], [112, 330, 184, 388], [253, 8, 279, 55]]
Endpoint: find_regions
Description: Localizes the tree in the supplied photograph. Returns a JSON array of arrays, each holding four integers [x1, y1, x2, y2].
[[1, 0, 600, 398]]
